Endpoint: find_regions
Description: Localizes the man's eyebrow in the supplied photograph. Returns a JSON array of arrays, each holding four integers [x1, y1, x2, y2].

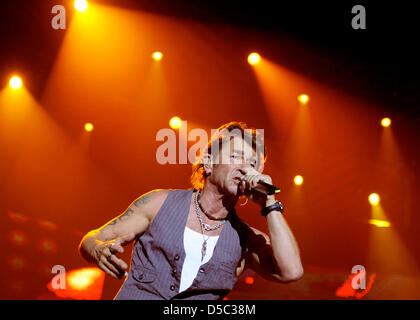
[[232, 149, 257, 162]]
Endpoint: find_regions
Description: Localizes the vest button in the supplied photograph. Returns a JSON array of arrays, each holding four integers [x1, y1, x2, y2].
[[171, 269, 177, 276], [170, 285, 176, 291], [174, 254, 180, 261]]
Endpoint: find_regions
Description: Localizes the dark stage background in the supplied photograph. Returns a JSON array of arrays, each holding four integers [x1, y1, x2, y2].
[[0, 0, 419, 299]]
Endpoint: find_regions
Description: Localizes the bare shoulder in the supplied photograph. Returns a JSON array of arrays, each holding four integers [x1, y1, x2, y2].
[[134, 189, 170, 221]]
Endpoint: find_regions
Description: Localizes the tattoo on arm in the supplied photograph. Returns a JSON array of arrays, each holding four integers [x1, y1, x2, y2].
[[107, 193, 152, 226]]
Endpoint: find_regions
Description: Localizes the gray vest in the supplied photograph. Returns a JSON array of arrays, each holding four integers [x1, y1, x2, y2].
[[114, 188, 249, 300]]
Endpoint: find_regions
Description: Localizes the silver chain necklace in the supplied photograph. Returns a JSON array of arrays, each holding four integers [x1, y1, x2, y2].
[[194, 190, 226, 231], [194, 190, 226, 261]]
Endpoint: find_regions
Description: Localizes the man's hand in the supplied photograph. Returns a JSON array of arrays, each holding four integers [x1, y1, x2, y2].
[[93, 233, 136, 279], [239, 168, 276, 209]]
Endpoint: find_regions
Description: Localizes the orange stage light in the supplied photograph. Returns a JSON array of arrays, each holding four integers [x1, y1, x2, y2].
[[38, 238, 59, 254], [7, 255, 28, 271], [297, 94, 309, 104], [47, 267, 105, 300], [169, 116, 182, 129], [9, 76, 22, 89], [368, 218, 391, 228], [294, 175, 303, 185], [38, 219, 58, 231], [244, 276, 255, 285], [381, 117, 391, 127], [8, 211, 29, 223], [8, 230, 28, 245], [248, 53, 261, 65], [84, 122, 94, 132], [368, 193, 380, 206], [152, 51, 163, 61], [74, 0, 88, 12]]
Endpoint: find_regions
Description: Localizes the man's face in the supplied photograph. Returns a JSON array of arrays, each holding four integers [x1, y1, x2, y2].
[[207, 135, 263, 196]]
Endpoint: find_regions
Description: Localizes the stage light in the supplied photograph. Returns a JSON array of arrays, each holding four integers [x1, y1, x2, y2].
[[368, 219, 391, 228], [294, 175, 303, 185], [7, 255, 27, 270], [298, 94, 309, 104], [38, 219, 58, 231], [38, 239, 58, 254], [8, 230, 28, 245], [84, 123, 94, 132], [244, 276, 255, 285], [8, 211, 29, 223], [369, 193, 380, 206], [67, 268, 103, 291], [9, 76, 22, 89], [48, 267, 105, 300], [248, 53, 261, 65], [74, 0, 88, 12], [169, 116, 182, 129], [381, 117, 391, 127], [152, 51, 163, 61]]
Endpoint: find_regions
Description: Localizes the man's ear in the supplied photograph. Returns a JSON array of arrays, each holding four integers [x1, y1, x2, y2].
[[202, 153, 212, 175]]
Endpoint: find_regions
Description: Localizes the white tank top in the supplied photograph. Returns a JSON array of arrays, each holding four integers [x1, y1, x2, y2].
[[179, 226, 219, 293]]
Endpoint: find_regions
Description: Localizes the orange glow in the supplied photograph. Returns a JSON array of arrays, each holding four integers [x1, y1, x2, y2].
[[8, 230, 28, 245], [336, 272, 376, 299], [38, 219, 58, 231], [7, 255, 27, 270], [48, 267, 105, 300], [297, 94, 309, 104], [38, 239, 59, 254], [368, 204, 420, 275], [8, 211, 29, 223], [152, 51, 163, 61], [244, 276, 255, 285], [381, 117, 391, 127], [84, 122, 94, 132], [368, 218, 391, 228], [10, 280, 24, 294], [368, 193, 380, 206], [169, 116, 182, 129], [248, 52, 261, 65], [67, 268, 103, 291], [294, 175, 303, 185], [9, 76, 22, 89], [74, 0, 88, 12]]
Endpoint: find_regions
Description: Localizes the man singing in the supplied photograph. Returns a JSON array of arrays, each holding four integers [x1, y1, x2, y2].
[[79, 121, 303, 299]]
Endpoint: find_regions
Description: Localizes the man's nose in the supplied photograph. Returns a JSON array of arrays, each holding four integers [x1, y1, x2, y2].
[[237, 168, 248, 176]]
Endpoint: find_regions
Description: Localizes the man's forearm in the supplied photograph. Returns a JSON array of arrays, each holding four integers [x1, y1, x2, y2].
[[78, 230, 102, 264], [265, 200, 303, 280]]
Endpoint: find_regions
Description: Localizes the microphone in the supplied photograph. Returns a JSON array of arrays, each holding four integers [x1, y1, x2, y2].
[[240, 176, 281, 195]]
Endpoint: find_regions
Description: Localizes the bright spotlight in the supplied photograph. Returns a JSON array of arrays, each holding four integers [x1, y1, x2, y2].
[[9, 76, 22, 89], [169, 117, 182, 129], [248, 53, 261, 65], [298, 94, 309, 104], [294, 175, 303, 185], [152, 51, 163, 61], [74, 0, 88, 12], [369, 193, 380, 206], [368, 219, 391, 228], [381, 117, 391, 127], [84, 123, 94, 132]]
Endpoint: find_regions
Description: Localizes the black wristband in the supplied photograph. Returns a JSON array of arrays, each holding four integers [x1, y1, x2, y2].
[[261, 201, 284, 216]]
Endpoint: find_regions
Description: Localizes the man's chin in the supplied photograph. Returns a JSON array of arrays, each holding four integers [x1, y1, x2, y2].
[[233, 184, 245, 197]]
